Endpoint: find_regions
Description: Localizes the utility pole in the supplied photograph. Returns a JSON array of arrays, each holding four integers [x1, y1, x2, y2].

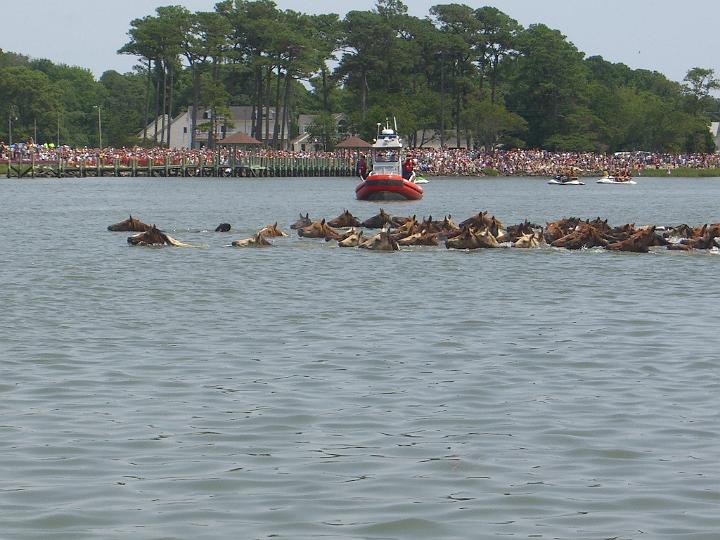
[[8, 105, 17, 145], [94, 105, 103, 148]]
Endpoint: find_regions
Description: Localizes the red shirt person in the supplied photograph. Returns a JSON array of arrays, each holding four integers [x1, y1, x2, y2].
[[402, 157, 414, 179]]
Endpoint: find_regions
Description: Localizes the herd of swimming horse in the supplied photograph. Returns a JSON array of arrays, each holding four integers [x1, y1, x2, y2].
[[107, 209, 720, 253]]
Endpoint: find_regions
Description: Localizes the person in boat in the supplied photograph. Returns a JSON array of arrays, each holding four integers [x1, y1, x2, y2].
[[402, 156, 415, 180], [356, 154, 368, 179]]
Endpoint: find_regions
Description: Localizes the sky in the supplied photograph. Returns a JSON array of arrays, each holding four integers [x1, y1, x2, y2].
[[2, 0, 718, 86]]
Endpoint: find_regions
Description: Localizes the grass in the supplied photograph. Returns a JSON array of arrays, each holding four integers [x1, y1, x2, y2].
[[637, 167, 720, 177]]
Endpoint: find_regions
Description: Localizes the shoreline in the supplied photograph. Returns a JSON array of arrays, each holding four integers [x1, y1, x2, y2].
[[3, 163, 720, 179]]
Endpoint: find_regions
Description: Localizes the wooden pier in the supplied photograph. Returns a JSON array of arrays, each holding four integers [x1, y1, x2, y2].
[[3, 155, 357, 179]]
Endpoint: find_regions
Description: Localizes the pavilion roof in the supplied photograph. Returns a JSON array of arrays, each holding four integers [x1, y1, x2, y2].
[[335, 136, 371, 148], [217, 132, 263, 145]]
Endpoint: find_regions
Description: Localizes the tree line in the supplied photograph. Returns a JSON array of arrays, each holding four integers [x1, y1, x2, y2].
[[1, 0, 719, 152]]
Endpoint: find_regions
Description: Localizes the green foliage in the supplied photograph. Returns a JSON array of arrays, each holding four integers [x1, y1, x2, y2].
[[2, 3, 719, 153]]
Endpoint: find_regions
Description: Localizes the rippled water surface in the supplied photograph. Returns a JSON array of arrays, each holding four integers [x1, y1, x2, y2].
[[1, 176, 719, 539]]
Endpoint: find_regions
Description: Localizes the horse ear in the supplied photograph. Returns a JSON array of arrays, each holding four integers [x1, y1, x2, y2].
[[321, 218, 325, 225], [274, 221, 278, 228]]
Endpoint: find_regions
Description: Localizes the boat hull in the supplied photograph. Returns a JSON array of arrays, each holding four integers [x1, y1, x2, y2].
[[597, 177, 636, 184], [548, 179, 585, 185], [356, 174, 423, 201]]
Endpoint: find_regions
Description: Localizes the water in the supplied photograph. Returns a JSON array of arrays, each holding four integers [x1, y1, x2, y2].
[[1, 176, 719, 540]]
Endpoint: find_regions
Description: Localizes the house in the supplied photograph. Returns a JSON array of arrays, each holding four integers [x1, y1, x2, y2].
[[710, 122, 720, 152], [290, 113, 347, 151], [138, 106, 291, 149]]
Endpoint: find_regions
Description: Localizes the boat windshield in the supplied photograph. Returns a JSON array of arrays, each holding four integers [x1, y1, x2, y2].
[[373, 150, 399, 163]]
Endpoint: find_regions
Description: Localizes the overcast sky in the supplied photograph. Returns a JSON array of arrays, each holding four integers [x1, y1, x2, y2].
[[2, 0, 718, 85]]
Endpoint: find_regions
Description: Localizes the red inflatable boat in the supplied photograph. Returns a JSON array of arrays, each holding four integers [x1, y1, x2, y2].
[[355, 174, 424, 201], [355, 125, 423, 201]]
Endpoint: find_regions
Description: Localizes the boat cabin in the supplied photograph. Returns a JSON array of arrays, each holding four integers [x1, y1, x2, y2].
[[370, 128, 403, 177]]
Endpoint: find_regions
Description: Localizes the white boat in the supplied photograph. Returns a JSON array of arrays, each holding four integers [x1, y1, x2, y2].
[[412, 175, 429, 184], [548, 175, 584, 186], [597, 175, 636, 185]]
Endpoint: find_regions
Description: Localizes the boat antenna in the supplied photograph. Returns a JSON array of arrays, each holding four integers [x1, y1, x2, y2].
[[376, 122, 381, 139], [393, 116, 397, 133]]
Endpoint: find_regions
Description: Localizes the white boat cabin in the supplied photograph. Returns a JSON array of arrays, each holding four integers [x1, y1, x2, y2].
[[370, 128, 403, 176]]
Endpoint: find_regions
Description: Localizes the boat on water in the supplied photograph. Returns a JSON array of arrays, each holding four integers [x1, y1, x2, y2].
[[597, 175, 636, 185], [548, 175, 584, 186], [413, 175, 429, 184], [355, 123, 423, 201]]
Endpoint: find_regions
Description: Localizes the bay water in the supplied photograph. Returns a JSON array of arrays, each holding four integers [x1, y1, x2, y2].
[[1, 176, 719, 539]]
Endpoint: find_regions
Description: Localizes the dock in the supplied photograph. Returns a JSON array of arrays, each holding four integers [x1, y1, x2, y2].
[[3, 155, 357, 179]]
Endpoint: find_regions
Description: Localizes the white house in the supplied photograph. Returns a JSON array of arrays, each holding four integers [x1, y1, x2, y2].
[[138, 106, 292, 149], [710, 122, 720, 152]]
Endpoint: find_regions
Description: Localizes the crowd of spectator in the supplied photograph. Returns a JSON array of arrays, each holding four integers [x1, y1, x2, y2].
[[2, 139, 720, 176]]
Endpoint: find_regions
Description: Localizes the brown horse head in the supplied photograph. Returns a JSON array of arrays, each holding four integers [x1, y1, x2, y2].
[[513, 230, 544, 248], [397, 229, 439, 246], [502, 220, 539, 243], [390, 215, 413, 227], [109, 214, 153, 232], [445, 226, 498, 249], [297, 219, 341, 240], [544, 217, 582, 243], [361, 208, 392, 229], [290, 212, 312, 230], [127, 225, 170, 246], [327, 209, 361, 228], [337, 229, 364, 247], [609, 222, 636, 239], [551, 223, 608, 250], [440, 215, 459, 233], [419, 215, 444, 234], [607, 226, 658, 253], [258, 222, 288, 238], [673, 228, 718, 250], [359, 230, 399, 251], [458, 211, 487, 229], [231, 232, 273, 248], [391, 215, 419, 238], [127, 226, 193, 247]]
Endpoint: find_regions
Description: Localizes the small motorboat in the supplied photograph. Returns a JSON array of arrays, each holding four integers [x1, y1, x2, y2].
[[548, 175, 584, 186], [413, 175, 429, 184], [597, 175, 636, 185], [356, 122, 423, 201]]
